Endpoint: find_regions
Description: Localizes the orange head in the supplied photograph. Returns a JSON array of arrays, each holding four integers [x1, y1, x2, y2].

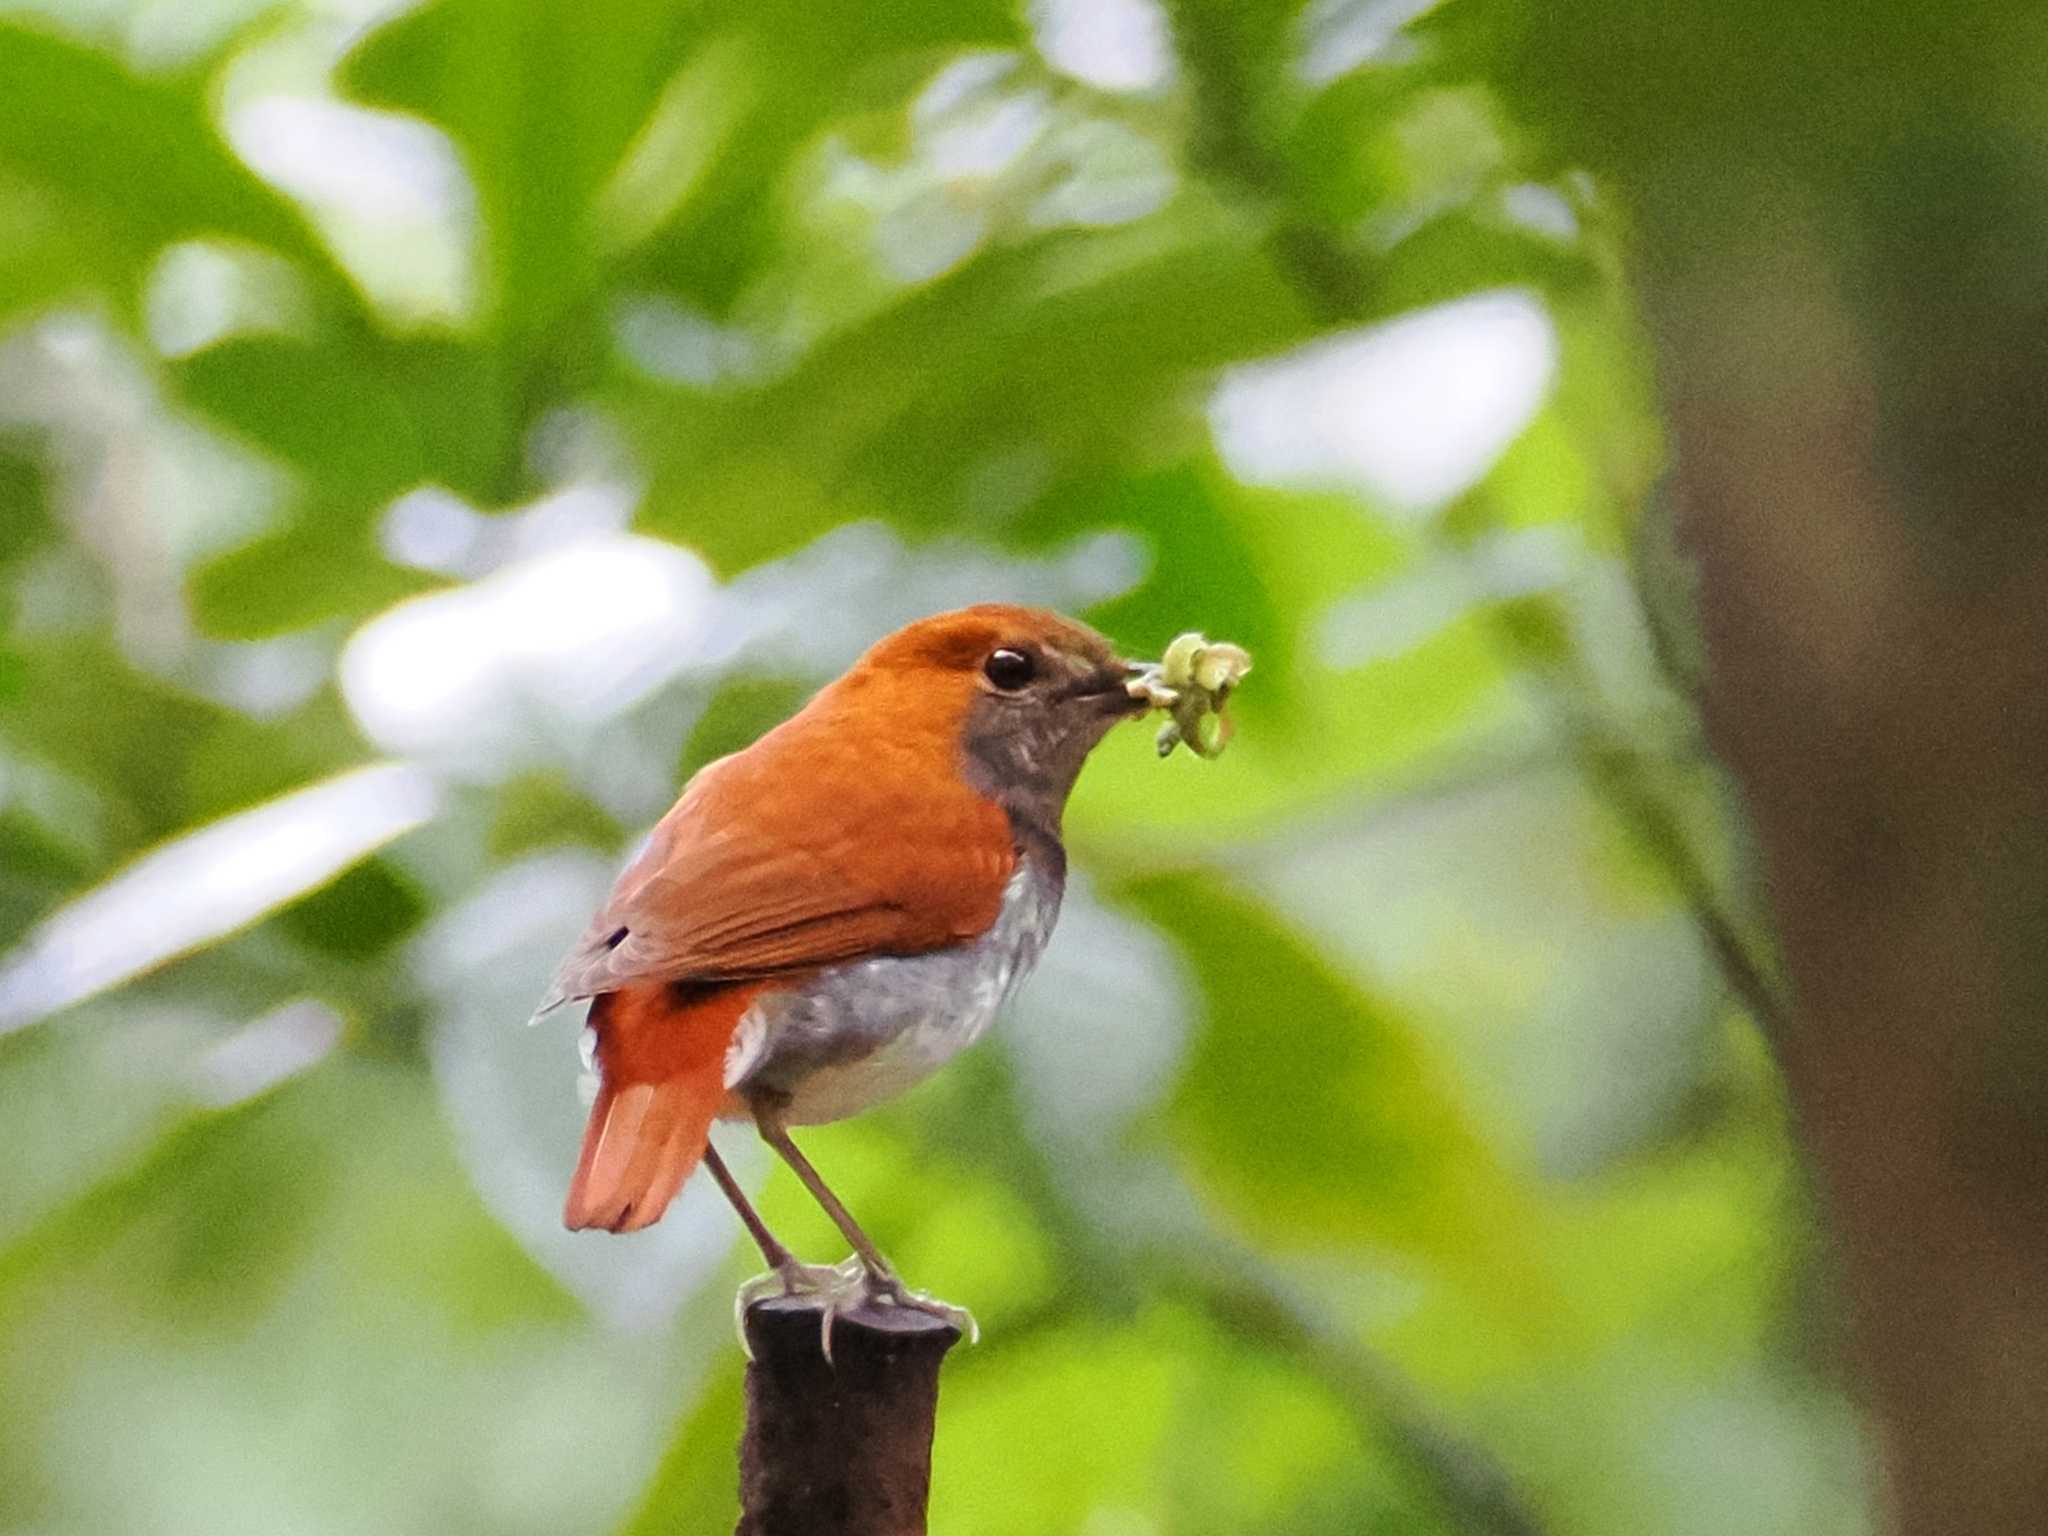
[[790, 603, 1147, 834]]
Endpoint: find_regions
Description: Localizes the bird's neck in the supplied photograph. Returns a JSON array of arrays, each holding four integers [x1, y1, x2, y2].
[[1003, 810, 1068, 894], [958, 710, 1101, 868], [960, 747, 1069, 884]]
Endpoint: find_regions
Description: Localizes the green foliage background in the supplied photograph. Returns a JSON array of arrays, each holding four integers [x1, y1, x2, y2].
[[0, 0, 1868, 1532]]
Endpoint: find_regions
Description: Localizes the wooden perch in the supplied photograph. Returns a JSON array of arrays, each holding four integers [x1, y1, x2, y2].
[[736, 1296, 961, 1536]]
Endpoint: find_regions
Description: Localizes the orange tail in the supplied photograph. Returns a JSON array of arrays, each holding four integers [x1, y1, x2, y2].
[[563, 982, 756, 1233]]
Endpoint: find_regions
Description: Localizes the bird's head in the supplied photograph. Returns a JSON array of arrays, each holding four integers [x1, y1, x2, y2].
[[829, 604, 1148, 834]]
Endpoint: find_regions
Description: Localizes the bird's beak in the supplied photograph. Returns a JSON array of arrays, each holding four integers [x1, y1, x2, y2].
[[1070, 659, 1153, 715]]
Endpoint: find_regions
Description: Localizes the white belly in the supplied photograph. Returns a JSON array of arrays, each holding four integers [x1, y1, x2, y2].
[[721, 860, 1061, 1126], [756, 1010, 995, 1126]]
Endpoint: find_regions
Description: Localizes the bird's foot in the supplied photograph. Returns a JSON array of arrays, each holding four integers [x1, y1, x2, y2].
[[857, 1266, 981, 1346], [733, 1254, 866, 1357], [731, 1257, 979, 1360]]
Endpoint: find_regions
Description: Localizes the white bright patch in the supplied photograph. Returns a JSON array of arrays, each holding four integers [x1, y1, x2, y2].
[[919, 79, 1049, 182], [0, 764, 438, 1033], [339, 525, 716, 766], [1298, 0, 1443, 84], [379, 486, 488, 574], [1032, 0, 1175, 93], [726, 521, 1145, 678], [1004, 873, 1190, 1148], [1027, 118, 1176, 229], [231, 96, 460, 227], [145, 240, 307, 358], [227, 95, 476, 325], [613, 295, 766, 389], [1319, 525, 1582, 667], [187, 999, 345, 1109], [1210, 288, 1557, 518], [1501, 182, 1580, 242]]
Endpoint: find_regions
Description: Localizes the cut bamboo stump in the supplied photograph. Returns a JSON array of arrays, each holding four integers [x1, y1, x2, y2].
[[736, 1296, 961, 1536]]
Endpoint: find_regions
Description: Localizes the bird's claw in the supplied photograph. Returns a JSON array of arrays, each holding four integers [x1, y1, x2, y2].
[[733, 1255, 866, 1359], [732, 1257, 979, 1361], [861, 1270, 981, 1345]]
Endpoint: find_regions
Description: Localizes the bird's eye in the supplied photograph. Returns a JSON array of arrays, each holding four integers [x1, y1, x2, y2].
[[983, 648, 1036, 690]]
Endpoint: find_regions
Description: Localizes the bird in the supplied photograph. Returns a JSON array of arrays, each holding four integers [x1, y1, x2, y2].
[[533, 603, 1152, 1332]]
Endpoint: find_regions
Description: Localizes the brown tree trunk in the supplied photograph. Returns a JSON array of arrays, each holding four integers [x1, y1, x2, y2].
[[735, 1298, 960, 1536], [1480, 7, 2048, 1528], [1669, 289, 2048, 1532]]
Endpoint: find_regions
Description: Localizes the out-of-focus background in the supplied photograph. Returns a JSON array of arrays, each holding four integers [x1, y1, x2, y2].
[[0, 0, 1892, 1532]]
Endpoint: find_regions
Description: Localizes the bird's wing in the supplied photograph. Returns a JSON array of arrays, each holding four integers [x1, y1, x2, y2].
[[532, 726, 1015, 1017]]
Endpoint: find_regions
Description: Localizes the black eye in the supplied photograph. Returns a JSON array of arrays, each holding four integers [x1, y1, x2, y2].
[[983, 648, 1035, 690]]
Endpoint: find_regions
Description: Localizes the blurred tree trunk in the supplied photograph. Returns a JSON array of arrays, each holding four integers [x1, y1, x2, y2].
[[1486, 3, 2048, 1530], [1672, 270, 2048, 1534], [1664, 279, 2048, 1536]]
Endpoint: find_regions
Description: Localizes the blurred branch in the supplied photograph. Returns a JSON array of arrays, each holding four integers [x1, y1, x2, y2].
[[1474, 594, 1790, 1043], [1158, 1238, 1550, 1536], [1625, 497, 1707, 710], [1565, 723, 1786, 1041]]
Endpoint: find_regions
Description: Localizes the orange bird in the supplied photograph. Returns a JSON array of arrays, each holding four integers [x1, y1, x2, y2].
[[534, 605, 1148, 1326]]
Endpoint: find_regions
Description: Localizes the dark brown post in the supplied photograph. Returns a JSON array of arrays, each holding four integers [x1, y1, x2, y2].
[[736, 1297, 960, 1536]]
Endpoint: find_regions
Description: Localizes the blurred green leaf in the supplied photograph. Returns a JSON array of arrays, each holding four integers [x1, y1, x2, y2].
[[275, 857, 428, 962], [1048, 459, 1293, 697], [7, 637, 276, 850], [675, 674, 809, 781], [187, 509, 434, 640], [1371, 208, 1589, 314], [0, 436, 51, 565], [172, 334, 528, 638], [1066, 479, 1510, 853], [486, 771, 624, 861], [616, 1363, 744, 1536], [1161, 1327, 1430, 1535], [341, 0, 705, 341], [1427, 0, 1953, 186], [638, 210, 1316, 571], [175, 688, 370, 825], [1121, 871, 1552, 1307], [0, 813, 92, 917], [174, 337, 426, 503], [0, 169, 97, 324], [349, 1069, 591, 1334], [379, 336, 528, 503], [0, 1084, 326, 1322], [0, 21, 336, 305], [1486, 590, 1575, 667], [177, 328, 526, 497], [934, 1317, 1179, 1533], [623, 0, 1023, 311]]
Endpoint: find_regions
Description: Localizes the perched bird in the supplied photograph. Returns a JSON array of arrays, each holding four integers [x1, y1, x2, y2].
[[534, 604, 1151, 1328]]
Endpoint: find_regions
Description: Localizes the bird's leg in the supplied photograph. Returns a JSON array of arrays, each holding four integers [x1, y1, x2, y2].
[[752, 1105, 897, 1280], [701, 1142, 797, 1269], [752, 1099, 978, 1346], [702, 1142, 862, 1355]]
